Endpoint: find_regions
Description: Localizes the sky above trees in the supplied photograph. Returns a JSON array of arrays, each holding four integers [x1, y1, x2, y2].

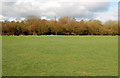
[[0, 0, 119, 22]]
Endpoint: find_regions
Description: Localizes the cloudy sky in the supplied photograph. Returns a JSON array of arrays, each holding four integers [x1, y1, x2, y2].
[[0, 0, 119, 22]]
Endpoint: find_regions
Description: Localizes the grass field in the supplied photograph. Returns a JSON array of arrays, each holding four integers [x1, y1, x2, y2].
[[2, 36, 118, 76]]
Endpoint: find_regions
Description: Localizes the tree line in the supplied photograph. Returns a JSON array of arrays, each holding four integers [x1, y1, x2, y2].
[[1, 16, 119, 35]]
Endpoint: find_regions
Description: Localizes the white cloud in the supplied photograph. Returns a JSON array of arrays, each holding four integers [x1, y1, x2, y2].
[[94, 7, 118, 22], [2, 2, 110, 16], [2, 0, 119, 2], [0, 0, 118, 22]]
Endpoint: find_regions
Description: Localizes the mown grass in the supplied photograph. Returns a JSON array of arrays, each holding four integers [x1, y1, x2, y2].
[[2, 36, 118, 76]]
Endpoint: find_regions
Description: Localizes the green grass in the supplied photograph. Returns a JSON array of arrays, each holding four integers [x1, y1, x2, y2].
[[2, 36, 118, 76]]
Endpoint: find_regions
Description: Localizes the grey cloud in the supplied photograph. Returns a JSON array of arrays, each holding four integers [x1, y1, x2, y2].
[[1, 1, 111, 20]]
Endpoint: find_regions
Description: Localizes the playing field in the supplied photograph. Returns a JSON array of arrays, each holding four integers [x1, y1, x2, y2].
[[2, 36, 118, 76]]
